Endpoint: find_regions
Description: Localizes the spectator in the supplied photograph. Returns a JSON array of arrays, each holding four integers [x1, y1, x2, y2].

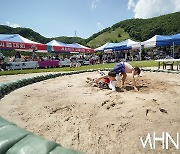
[[55, 55, 60, 61], [99, 53, 103, 64], [32, 51, 37, 61], [90, 57, 95, 65], [15, 51, 21, 58]]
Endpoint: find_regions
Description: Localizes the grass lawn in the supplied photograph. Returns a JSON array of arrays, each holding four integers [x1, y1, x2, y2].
[[0, 60, 158, 76]]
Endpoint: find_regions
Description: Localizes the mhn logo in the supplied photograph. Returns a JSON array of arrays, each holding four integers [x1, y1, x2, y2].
[[140, 132, 179, 149]]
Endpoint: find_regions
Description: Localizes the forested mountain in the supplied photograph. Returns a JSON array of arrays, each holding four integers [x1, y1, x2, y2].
[[52, 36, 85, 45], [0, 11, 179, 48], [113, 11, 180, 41], [0, 25, 50, 44], [87, 11, 180, 48]]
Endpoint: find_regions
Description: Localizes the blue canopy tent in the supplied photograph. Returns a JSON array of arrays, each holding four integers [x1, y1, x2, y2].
[[142, 35, 173, 48], [95, 39, 140, 52], [104, 39, 141, 60], [116, 39, 140, 50], [170, 33, 180, 58], [110, 40, 132, 51], [142, 33, 180, 58], [94, 42, 116, 52], [171, 33, 180, 45], [142, 34, 180, 48]]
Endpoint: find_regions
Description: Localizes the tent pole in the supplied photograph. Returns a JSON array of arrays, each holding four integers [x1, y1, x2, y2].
[[139, 43, 142, 61], [125, 52, 127, 61], [173, 41, 175, 58], [131, 50, 133, 61]]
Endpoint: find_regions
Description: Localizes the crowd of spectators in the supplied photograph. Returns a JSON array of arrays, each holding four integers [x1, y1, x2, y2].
[[141, 47, 180, 60], [1, 47, 180, 71]]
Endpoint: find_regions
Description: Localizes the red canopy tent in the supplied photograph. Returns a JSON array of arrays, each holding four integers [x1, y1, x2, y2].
[[46, 40, 94, 53], [0, 34, 47, 52]]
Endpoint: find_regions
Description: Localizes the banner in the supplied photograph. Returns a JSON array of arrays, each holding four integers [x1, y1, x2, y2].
[[0, 41, 46, 51]]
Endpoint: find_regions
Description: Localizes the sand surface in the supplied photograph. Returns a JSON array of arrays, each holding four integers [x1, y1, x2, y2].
[[0, 71, 180, 154]]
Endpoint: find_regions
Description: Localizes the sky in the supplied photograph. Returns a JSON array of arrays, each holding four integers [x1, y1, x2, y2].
[[0, 0, 180, 39]]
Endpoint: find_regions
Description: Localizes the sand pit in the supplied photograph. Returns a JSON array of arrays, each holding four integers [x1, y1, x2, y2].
[[0, 71, 180, 153]]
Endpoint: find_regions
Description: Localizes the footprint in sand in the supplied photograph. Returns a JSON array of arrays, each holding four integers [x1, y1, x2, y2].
[[146, 108, 156, 116], [118, 101, 124, 105], [152, 98, 157, 102], [159, 108, 168, 114], [151, 98, 160, 105], [136, 97, 146, 101], [101, 100, 109, 106], [24, 94, 30, 97], [106, 102, 116, 110]]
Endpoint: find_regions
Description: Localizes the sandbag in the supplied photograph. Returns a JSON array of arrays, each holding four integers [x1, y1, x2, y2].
[[0, 117, 12, 127], [49, 146, 84, 154], [0, 125, 31, 154], [6, 134, 58, 154]]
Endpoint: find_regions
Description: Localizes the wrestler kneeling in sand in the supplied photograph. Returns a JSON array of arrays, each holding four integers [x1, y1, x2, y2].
[[87, 62, 141, 94], [111, 62, 141, 91]]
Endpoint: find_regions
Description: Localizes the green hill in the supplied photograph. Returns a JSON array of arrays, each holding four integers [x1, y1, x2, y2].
[[113, 11, 180, 41], [87, 11, 180, 48], [0, 11, 180, 49], [52, 36, 85, 45], [86, 27, 130, 48], [0, 25, 50, 44], [0, 25, 85, 45], [86, 27, 129, 48]]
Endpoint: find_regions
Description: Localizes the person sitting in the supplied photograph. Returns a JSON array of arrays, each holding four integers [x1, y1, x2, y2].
[[55, 55, 60, 61], [15, 51, 21, 59], [163, 55, 174, 70], [76, 61, 81, 67]]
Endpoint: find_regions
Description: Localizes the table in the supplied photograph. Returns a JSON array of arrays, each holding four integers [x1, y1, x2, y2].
[[155, 59, 180, 70], [7, 61, 38, 70], [59, 59, 71, 67], [38, 60, 59, 68]]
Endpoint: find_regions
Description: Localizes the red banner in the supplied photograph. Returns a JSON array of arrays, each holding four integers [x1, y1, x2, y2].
[[53, 45, 94, 53], [0, 41, 46, 51]]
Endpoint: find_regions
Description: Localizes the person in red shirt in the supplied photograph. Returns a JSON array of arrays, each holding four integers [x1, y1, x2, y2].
[[87, 71, 117, 91]]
